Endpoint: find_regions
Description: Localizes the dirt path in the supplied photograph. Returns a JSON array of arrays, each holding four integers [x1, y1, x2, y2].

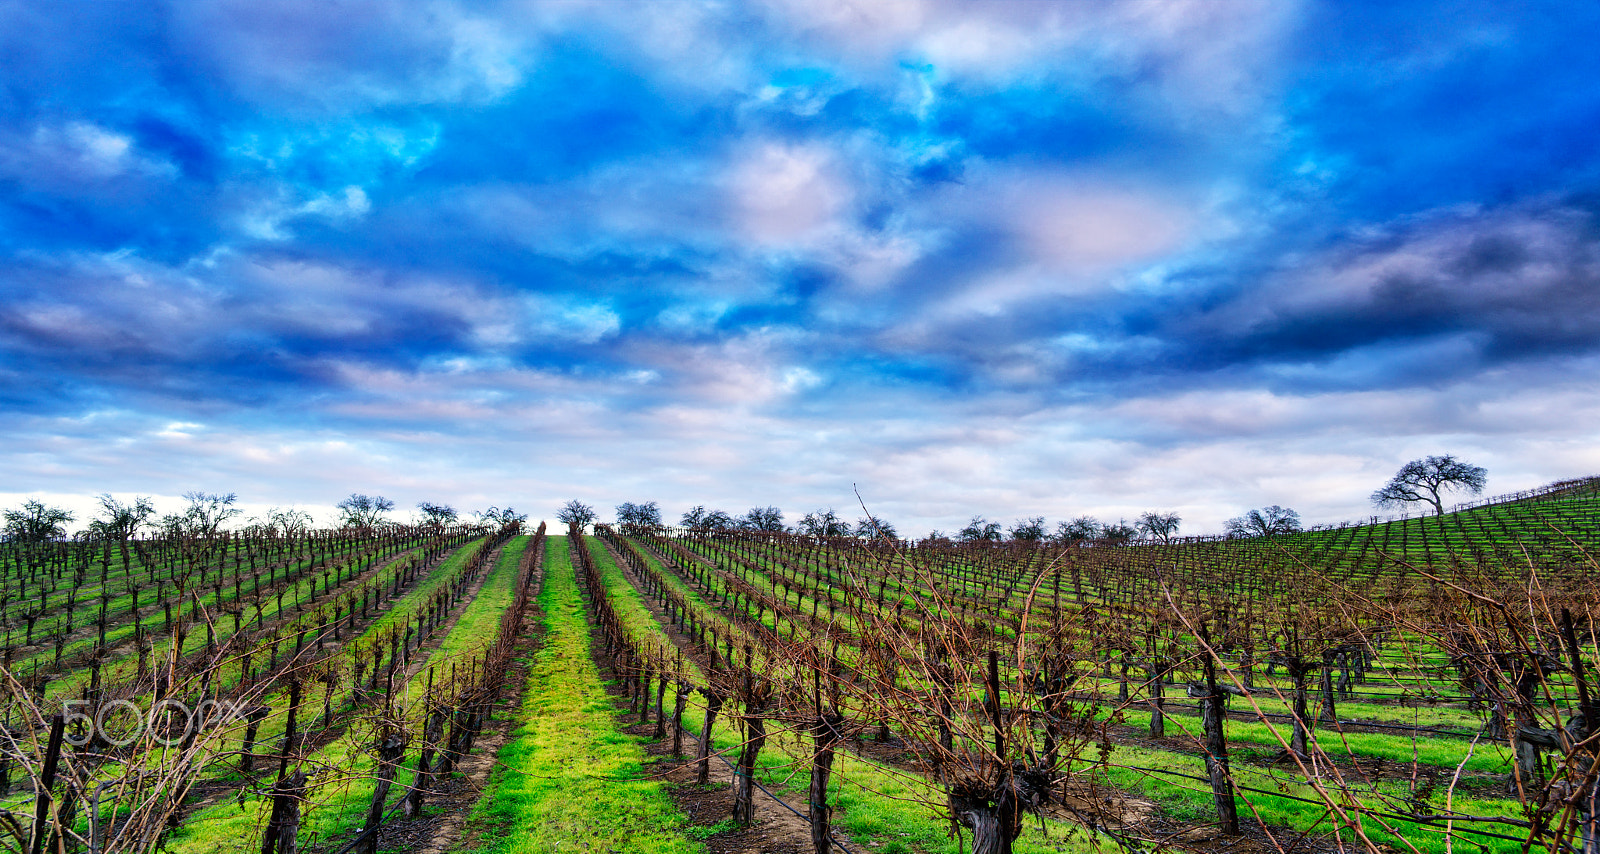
[[640, 721, 813, 854]]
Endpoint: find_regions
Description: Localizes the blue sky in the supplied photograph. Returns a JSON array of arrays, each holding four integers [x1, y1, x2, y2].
[[3, 1, 1599, 535]]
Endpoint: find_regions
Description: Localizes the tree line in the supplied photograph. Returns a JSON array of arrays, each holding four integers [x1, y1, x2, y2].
[[551, 453, 1487, 544], [2, 493, 530, 544]]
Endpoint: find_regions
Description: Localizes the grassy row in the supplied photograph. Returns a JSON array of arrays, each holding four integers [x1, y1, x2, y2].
[[470, 535, 701, 854], [1109, 708, 1511, 775]]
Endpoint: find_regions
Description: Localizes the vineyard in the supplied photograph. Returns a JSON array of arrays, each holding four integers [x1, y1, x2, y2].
[[0, 479, 1597, 854]]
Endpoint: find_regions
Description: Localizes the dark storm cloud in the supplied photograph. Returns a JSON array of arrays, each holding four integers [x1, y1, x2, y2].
[[1154, 205, 1600, 383]]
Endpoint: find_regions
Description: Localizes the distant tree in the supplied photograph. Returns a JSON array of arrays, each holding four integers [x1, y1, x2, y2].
[[417, 501, 458, 526], [3, 500, 74, 543], [557, 500, 597, 531], [1225, 505, 1302, 538], [88, 494, 155, 541], [1055, 516, 1101, 544], [958, 516, 1003, 542], [616, 501, 663, 535], [479, 506, 528, 527], [681, 506, 737, 531], [739, 506, 786, 533], [854, 515, 898, 541], [1008, 516, 1047, 542], [1372, 454, 1488, 516], [680, 505, 709, 529], [1099, 520, 1137, 545], [799, 509, 851, 538], [264, 507, 314, 538], [337, 493, 395, 528], [1135, 511, 1181, 544], [162, 492, 242, 537]]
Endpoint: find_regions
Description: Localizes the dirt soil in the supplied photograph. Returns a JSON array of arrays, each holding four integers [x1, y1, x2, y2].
[[640, 722, 814, 854]]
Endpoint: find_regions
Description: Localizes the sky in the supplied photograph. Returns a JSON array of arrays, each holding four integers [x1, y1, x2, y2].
[[3, 0, 1599, 536]]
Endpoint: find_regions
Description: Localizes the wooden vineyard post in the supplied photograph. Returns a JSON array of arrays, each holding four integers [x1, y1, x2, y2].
[[27, 714, 64, 854], [1190, 627, 1239, 836], [1287, 656, 1313, 759], [671, 682, 689, 757], [0, 731, 12, 795], [241, 706, 270, 774], [731, 672, 771, 824], [1148, 656, 1166, 738], [696, 689, 725, 785], [407, 688, 446, 817], [810, 671, 842, 854], [986, 651, 1004, 759], [1320, 649, 1339, 722], [638, 659, 651, 725], [671, 655, 689, 758], [1560, 609, 1598, 854], [262, 680, 304, 854], [362, 731, 406, 854], [653, 659, 669, 740]]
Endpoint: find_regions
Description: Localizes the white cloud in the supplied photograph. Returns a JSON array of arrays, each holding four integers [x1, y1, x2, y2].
[[731, 142, 854, 245], [6, 354, 1599, 539], [0, 122, 176, 190]]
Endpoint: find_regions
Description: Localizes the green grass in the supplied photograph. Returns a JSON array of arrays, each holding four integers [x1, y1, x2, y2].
[[1111, 709, 1512, 774], [1089, 741, 1528, 854], [159, 535, 507, 854], [469, 535, 702, 854]]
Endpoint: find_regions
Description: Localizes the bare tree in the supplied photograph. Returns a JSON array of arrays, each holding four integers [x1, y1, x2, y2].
[[89, 494, 155, 541], [1224, 505, 1302, 538], [798, 509, 851, 538], [478, 506, 528, 526], [264, 507, 314, 537], [958, 516, 1003, 542], [1007, 517, 1046, 542], [616, 501, 663, 535], [1135, 511, 1181, 544], [416, 501, 457, 526], [679, 505, 709, 529], [161, 491, 242, 537], [557, 500, 597, 531], [1371, 454, 1487, 516], [2, 499, 74, 543], [738, 506, 786, 532], [336, 494, 395, 528], [1098, 520, 1137, 544], [854, 515, 898, 540], [1054, 516, 1100, 544]]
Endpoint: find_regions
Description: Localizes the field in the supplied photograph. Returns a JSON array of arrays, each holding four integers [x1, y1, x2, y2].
[[0, 478, 1597, 854]]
